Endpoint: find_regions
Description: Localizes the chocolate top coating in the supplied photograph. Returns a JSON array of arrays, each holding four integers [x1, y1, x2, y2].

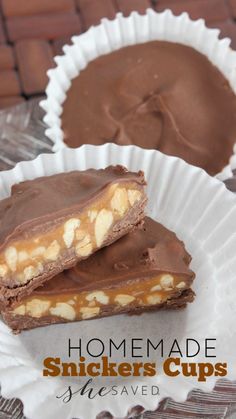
[[33, 217, 195, 296], [0, 165, 145, 249], [61, 41, 236, 175]]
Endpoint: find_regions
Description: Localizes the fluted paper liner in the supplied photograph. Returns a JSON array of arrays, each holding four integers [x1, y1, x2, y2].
[[0, 144, 235, 419], [40, 9, 236, 177]]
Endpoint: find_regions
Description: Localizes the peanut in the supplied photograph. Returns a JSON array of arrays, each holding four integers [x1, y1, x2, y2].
[[63, 218, 81, 248], [18, 250, 29, 263], [160, 274, 174, 289], [109, 183, 118, 194], [37, 262, 43, 274], [19, 263, 42, 283], [13, 304, 26, 316], [31, 246, 46, 258], [0, 264, 8, 277], [176, 281, 186, 289], [95, 209, 113, 247], [5, 246, 18, 272], [127, 189, 142, 206], [151, 284, 162, 292], [111, 188, 129, 216], [147, 294, 162, 305], [50, 303, 76, 321], [24, 265, 37, 281], [88, 210, 98, 223], [26, 299, 50, 318], [45, 240, 60, 261], [76, 234, 92, 257], [114, 294, 135, 306], [75, 229, 86, 241], [88, 301, 96, 307], [80, 306, 100, 319], [86, 291, 109, 305]]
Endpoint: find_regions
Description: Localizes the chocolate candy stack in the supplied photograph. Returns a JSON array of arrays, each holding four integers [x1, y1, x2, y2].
[[0, 166, 195, 332]]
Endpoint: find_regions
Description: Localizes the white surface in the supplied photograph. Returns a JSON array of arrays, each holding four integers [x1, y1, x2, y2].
[[0, 144, 235, 419]]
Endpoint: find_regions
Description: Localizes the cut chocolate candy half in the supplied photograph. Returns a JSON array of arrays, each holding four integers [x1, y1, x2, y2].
[[0, 166, 147, 306], [2, 217, 195, 332]]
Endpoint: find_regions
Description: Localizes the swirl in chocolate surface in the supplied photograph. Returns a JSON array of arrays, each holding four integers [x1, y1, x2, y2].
[[62, 41, 236, 175]]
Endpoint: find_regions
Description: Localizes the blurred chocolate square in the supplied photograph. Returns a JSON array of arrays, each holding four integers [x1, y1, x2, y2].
[[228, 0, 236, 18], [15, 40, 54, 95], [6, 12, 82, 41], [78, 0, 117, 29], [0, 70, 20, 96], [0, 46, 15, 70], [0, 15, 6, 43], [156, 0, 230, 23], [1, 0, 75, 17], [116, 0, 151, 16], [0, 95, 24, 109]]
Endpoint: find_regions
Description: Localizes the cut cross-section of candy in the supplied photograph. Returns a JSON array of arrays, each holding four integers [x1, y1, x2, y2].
[[0, 165, 147, 306], [2, 217, 195, 333]]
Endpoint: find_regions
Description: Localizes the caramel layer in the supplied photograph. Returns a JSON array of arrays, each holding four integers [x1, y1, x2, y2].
[[12, 273, 188, 321], [0, 182, 144, 287]]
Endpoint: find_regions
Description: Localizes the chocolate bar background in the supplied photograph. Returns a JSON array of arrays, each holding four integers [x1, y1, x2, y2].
[[0, 1, 236, 419], [0, 0, 235, 111]]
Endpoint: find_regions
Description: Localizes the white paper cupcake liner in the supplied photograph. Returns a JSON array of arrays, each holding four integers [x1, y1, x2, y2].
[[0, 144, 236, 419], [40, 9, 236, 178]]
